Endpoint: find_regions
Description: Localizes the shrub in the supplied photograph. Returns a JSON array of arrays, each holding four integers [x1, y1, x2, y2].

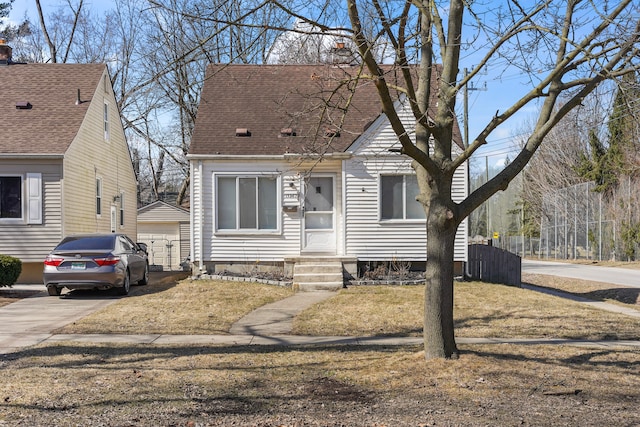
[[0, 254, 22, 287]]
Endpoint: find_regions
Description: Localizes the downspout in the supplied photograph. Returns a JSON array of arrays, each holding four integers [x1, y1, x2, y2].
[[189, 161, 195, 275], [341, 159, 348, 256], [198, 160, 204, 275], [190, 160, 204, 276]]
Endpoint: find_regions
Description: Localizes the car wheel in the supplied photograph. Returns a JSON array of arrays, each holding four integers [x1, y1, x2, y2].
[[47, 286, 61, 296], [138, 263, 149, 285], [117, 272, 130, 296]]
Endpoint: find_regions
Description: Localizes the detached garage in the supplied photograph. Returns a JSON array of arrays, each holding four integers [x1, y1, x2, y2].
[[137, 201, 190, 271]]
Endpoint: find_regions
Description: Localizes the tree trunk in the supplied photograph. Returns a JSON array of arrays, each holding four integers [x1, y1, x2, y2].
[[423, 198, 459, 359]]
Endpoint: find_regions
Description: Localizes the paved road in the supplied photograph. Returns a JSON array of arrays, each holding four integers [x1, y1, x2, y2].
[[522, 259, 640, 288]]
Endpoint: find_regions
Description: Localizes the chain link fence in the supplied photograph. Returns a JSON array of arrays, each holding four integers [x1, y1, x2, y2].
[[538, 182, 619, 261], [471, 179, 640, 261]]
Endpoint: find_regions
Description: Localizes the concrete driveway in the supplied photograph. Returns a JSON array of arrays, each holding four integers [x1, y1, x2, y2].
[[0, 272, 188, 353], [522, 259, 640, 288], [0, 284, 123, 351]]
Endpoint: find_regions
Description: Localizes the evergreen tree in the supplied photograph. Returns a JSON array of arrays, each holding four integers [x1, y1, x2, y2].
[[575, 130, 621, 193], [575, 74, 640, 194]]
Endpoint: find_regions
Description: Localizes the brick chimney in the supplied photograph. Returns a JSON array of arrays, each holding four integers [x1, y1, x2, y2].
[[0, 39, 13, 65]]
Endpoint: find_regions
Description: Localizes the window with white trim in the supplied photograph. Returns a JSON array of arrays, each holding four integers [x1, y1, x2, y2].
[[216, 175, 278, 231], [380, 175, 425, 220], [96, 178, 102, 216], [0, 176, 22, 219], [119, 191, 125, 227], [0, 174, 42, 224], [103, 102, 110, 140]]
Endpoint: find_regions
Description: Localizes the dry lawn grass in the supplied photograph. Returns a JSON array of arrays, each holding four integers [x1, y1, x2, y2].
[[51, 273, 640, 342], [57, 277, 294, 335], [0, 342, 638, 425], [2, 273, 640, 425], [523, 272, 640, 307], [293, 281, 640, 340]]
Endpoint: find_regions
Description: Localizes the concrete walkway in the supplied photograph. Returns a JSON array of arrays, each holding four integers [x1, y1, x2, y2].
[[229, 291, 335, 335], [2, 279, 640, 355]]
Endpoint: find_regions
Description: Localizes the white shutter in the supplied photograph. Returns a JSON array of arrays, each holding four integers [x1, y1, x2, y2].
[[26, 173, 42, 224]]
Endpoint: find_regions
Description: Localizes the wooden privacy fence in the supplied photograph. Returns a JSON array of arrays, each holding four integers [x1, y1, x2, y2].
[[467, 244, 521, 286]]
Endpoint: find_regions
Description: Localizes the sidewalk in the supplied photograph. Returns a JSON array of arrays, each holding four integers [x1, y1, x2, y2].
[[2, 282, 640, 354]]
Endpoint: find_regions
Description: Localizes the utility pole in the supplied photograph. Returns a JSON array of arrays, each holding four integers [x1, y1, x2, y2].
[[463, 68, 488, 235], [463, 68, 486, 148]]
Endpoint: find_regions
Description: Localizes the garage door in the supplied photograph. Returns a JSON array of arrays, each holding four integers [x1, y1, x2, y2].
[[138, 223, 181, 270]]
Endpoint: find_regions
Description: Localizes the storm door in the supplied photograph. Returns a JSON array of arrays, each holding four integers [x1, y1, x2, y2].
[[302, 175, 336, 254]]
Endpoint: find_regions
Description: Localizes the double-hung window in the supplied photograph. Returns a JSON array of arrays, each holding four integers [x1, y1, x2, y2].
[[119, 191, 125, 227], [96, 178, 102, 216], [216, 175, 278, 231], [103, 102, 110, 141], [380, 175, 425, 220]]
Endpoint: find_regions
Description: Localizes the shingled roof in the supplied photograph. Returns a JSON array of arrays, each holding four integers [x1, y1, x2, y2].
[[0, 63, 106, 156], [190, 64, 462, 157]]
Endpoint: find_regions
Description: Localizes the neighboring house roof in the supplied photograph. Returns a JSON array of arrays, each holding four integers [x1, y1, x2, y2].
[[137, 200, 190, 222], [190, 64, 462, 157], [0, 63, 106, 156]]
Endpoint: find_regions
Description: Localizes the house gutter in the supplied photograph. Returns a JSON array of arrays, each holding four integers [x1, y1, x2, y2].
[[186, 153, 353, 161], [0, 154, 64, 159]]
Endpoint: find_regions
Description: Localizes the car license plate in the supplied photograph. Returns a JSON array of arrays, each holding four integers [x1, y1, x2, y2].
[[71, 262, 86, 270]]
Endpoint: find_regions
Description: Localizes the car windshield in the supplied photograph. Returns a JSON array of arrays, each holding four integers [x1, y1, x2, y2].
[[55, 235, 116, 251]]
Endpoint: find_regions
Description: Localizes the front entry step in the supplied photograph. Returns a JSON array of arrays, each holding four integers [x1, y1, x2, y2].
[[293, 260, 344, 291]]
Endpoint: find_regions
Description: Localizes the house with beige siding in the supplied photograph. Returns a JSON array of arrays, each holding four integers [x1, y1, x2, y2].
[[0, 41, 137, 283], [189, 64, 468, 290], [137, 200, 190, 271]]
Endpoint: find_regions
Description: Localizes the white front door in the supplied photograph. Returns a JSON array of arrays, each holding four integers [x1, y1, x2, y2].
[[302, 175, 336, 254]]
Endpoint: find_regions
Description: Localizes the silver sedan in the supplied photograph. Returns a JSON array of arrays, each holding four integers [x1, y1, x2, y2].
[[43, 234, 149, 296]]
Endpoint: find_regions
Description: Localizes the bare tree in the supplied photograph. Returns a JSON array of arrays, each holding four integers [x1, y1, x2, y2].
[[222, 0, 638, 359], [118, 0, 290, 205], [20, 0, 287, 206], [346, 1, 639, 359], [158, 0, 640, 359]]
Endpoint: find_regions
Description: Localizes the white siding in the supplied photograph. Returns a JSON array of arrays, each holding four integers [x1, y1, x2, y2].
[[190, 98, 468, 264], [0, 160, 63, 262], [192, 158, 345, 263], [203, 160, 301, 262], [138, 223, 181, 269], [179, 222, 190, 263], [138, 201, 189, 222], [137, 202, 191, 269], [345, 98, 468, 262]]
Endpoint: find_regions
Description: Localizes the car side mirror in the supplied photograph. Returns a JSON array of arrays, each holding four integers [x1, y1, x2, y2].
[[137, 242, 148, 254]]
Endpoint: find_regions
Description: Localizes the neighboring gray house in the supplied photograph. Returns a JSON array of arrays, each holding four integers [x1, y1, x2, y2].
[[137, 200, 190, 271], [188, 64, 468, 290], [0, 41, 137, 283]]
